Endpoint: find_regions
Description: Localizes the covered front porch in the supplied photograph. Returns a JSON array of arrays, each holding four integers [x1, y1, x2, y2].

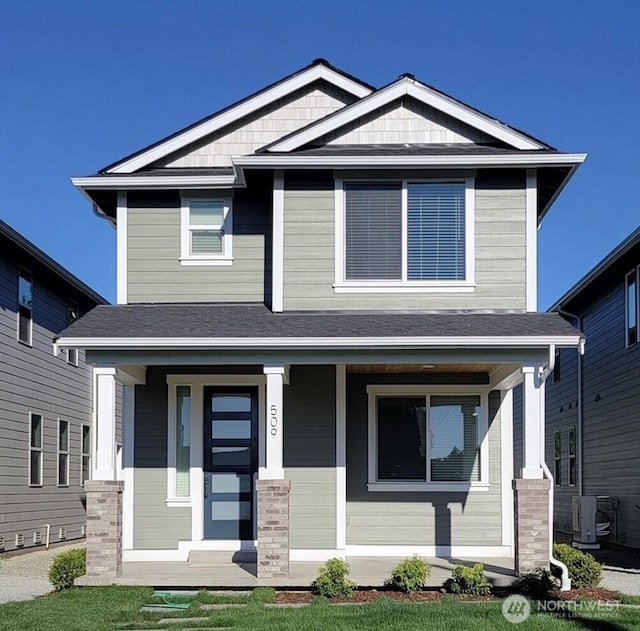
[[77, 554, 517, 588], [55, 305, 584, 585]]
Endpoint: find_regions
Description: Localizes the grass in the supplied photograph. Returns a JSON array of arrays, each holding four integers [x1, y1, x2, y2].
[[0, 586, 639, 630]]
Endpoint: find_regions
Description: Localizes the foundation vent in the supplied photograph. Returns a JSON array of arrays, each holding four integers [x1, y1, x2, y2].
[[15, 533, 24, 548], [81, 525, 86, 537], [59, 528, 66, 541], [0, 537, 5, 551], [33, 531, 42, 545]]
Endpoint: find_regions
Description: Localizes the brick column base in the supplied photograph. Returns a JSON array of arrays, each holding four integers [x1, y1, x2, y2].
[[85, 480, 124, 578], [513, 478, 551, 576], [256, 479, 290, 578]]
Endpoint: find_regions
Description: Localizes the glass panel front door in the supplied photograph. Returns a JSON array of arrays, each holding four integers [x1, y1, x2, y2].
[[203, 387, 257, 540]]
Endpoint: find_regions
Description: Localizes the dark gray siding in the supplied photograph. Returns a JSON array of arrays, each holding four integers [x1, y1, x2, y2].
[[346, 373, 503, 546], [0, 253, 95, 552], [284, 365, 336, 549]]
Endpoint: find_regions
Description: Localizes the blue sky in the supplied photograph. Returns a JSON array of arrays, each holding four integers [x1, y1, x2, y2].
[[2, 0, 638, 308]]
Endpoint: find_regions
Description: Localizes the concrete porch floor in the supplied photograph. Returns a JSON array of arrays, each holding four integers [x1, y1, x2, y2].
[[77, 556, 516, 588]]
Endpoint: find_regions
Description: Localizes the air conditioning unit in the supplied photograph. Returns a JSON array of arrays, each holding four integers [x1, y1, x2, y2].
[[572, 495, 599, 549]]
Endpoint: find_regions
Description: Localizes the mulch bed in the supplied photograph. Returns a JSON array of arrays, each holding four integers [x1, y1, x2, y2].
[[550, 588, 621, 602], [272, 590, 496, 604]]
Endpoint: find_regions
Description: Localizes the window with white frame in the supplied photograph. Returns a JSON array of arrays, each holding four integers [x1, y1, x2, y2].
[[81, 424, 91, 485], [66, 302, 79, 366], [29, 413, 43, 486], [554, 430, 561, 486], [626, 268, 638, 347], [337, 179, 474, 290], [367, 386, 487, 490], [57, 419, 69, 486], [175, 386, 191, 497], [17, 269, 33, 345], [568, 425, 577, 487], [180, 197, 233, 264]]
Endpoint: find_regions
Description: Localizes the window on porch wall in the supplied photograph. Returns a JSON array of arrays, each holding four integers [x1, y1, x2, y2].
[[175, 386, 191, 496]]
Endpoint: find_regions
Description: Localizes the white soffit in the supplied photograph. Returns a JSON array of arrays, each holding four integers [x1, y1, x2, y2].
[[266, 78, 547, 153], [105, 64, 373, 175]]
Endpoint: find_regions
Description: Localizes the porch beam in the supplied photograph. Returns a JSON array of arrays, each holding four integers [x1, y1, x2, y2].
[[520, 366, 544, 479], [262, 364, 289, 479], [116, 364, 146, 386]]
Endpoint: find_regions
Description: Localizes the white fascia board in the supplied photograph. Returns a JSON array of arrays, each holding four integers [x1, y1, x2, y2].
[[105, 65, 372, 174], [234, 153, 587, 170], [56, 334, 583, 351], [71, 175, 237, 190], [267, 77, 546, 152]]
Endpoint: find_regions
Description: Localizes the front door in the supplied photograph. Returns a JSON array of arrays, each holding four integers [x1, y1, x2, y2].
[[203, 387, 258, 540]]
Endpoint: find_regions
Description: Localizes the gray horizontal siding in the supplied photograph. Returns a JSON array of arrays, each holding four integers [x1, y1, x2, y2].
[[0, 253, 95, 552], [283, 171, 527, 310], [284, 365, 336, 549], [133, 367, 191, 549], [346, 374, 503, 546], [127, 174, 272, 304]]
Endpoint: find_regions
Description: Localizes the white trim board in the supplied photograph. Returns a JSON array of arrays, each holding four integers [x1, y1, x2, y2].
[[267, 77, 546, 152], [272, 171, 285, 312], [122, 385, 135, 550], [116, 192, 127, 304], [335, 364, 346, 551], [104, 63, 373, 174], [525, 169, 537, 312], [58, 334, 584, 351], [500, 388, 514, 552], [71, 175, 237, 189]]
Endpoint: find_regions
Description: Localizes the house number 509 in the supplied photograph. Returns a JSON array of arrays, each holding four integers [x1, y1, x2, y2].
[[270, 404, 278, 437]]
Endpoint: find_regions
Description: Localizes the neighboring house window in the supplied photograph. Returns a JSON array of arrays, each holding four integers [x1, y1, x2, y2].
[[367, 386, 488, 490], [81, 424, 91, 485], [66, 302, 79, 366], [554, 430, 562, 486], [336, 179, 474, 290], [553, 349, 561, 382], [29, 413, 43, 486], [17, 269, 33, 345], [626, 269, 638, 346], [180, 197, 233, 265], [568, 425, 577, 487], [57, 420, 69, 486]]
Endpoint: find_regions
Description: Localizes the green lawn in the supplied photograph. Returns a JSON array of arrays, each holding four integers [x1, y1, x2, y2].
[[0, 587, 637, 631]]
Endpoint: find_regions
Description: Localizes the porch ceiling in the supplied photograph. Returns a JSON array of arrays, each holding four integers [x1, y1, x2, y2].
[[347, 363, 497, 373]]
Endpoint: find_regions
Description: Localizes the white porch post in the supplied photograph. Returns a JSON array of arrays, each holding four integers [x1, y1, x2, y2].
[[520, 367, 545, 479], [262, 364, 289, 479], [93, 367, 118, 481]]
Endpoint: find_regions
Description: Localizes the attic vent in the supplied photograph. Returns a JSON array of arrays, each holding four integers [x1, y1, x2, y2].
[[81, 525, 86, 537], [33, 530, 42, 545], [0, 537, 5, 551], [59, 528, 66, 541], [15, 533, 24, 548]]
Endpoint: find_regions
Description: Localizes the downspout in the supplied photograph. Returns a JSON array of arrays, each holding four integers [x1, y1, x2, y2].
[[557, 306, 584, 496], [537, 349, 571, 591]]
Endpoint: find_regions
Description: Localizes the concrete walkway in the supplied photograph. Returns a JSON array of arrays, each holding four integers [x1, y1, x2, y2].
[[0, 542, 85, 604]]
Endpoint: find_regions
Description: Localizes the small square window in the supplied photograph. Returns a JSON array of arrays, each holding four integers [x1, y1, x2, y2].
[[67, 348, 78, 366], [180, 197, 233, 265]]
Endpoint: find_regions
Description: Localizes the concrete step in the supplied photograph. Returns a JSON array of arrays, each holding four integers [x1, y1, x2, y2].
[[187, 550, 256, 566]]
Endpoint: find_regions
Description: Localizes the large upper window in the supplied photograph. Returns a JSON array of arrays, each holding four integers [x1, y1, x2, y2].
[[180, 197, 233, 265], [337, 179, 473, 290], [367, 386, 488, 491], [17, 269, 33, 345]]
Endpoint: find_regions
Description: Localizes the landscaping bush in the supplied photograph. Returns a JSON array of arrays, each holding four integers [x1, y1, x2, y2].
[[441, 563, 491, 595], [48, 547, 86, 591], [552, 543, 603, 588], [384, 555, 431, 593], [517, 567, 558, 598], [311, 557, 354, 598]]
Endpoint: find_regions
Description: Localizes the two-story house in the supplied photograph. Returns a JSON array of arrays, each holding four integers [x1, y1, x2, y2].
[[544, 227, 640, 550], [57, 60, 585, 584], [0, 219, 107, 553]]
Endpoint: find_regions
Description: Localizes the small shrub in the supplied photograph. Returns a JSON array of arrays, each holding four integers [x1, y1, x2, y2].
[[384, 555, 431, 593], [517, 567, 558, 598], [552, 543, 603, 588], [311, 557, 354, 598], [441, 563, 491, 595], [48, 548, 86, 591]]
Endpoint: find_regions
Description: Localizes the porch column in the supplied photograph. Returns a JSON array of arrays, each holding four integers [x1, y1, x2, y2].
[[86, 368, 123, 578], [257, 364, 290, 579], [513, 366, 550, 575]]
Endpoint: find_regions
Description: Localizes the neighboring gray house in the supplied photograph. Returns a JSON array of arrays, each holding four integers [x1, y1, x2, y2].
[[544, 227, 640, 549], [58, 60, 586, 583], [0, 220, 107, 553]]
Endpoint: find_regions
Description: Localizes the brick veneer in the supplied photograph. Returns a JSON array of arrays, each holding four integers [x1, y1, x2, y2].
[[513, 478, 551, 576], [256, 479, 290, 578], [85, 480, 124, 578]]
